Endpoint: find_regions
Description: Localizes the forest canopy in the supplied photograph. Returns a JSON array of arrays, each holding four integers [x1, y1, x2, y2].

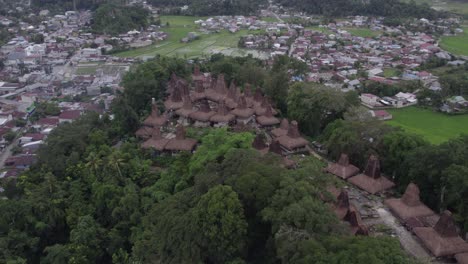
[[91, 3, 150, 35]]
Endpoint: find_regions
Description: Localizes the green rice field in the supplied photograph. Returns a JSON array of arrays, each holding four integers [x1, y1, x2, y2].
[[115, 16, 269, 59], [386, 107, 468, 144], [440, 27, 468, 56], [345, 28, 381, 38]]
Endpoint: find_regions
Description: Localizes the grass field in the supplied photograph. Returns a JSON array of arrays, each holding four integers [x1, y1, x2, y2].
[[440, 27, 468, 56], [345, 28, 380, 38], [405, 0, 468, 15], [115, 16, 268, 59], [386, 107, 468, 144], [383, 68, 400, 78]]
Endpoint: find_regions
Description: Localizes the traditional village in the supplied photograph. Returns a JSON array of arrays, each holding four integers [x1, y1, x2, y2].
[[130, 66, 468, 263], [1, 0, 468, 262]]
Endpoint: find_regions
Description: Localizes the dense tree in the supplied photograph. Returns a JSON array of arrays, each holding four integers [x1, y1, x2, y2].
[[194, 185, 248, 263], [287, 82, 358, 136], [276, 0, 445, 19], [380, 131, 428, 182], [92, 4, 149, 35]]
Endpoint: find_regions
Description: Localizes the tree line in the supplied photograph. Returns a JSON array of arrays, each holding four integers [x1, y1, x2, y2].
[[150, 0, 267, 16], [276, 0, 446, 20], [0, 56, 418, 263]]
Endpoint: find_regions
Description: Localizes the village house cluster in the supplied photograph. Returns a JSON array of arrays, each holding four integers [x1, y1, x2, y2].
[[0, 8, 145, 178], [326, 154, 468, 263]]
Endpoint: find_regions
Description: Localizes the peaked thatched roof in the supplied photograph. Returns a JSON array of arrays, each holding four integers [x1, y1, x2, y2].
[[326, 153, 360, 179], [189, 99, 216, 122], [143, 101, 168, 127], [413, 211, 468, 257], [385, 183, 435, 221], [277, 121, 308, 150], [165, 125, 198, 152]]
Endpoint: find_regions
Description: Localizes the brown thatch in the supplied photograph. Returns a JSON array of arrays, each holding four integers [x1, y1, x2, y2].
[[334, 189, 350, 220], [277, 121, 309, 151], [256, 106, 280, 126], [189, 99, 216, 122], [192, 65, 204, 82], [364, 155, 381, 179], [268, 140, 283, 155], [191, 81, 206, 102], [225, 81, 239, 109], [347, 155, 395, 194], [253, 88, 263, 103], [231, 96, 254, 118], [143, 101, 168, 127], [347, 174, 395, 195], [244, 84, 254, 107], [164, 85, 183, 110], [210, 101, 235, 123], [271, 119, 289, 138], [175, 95, 196, 117], [135, 126, 152, 139], [165, 125, 198, 152], [456, 253, 468, 264], [252, 134, 267, 150], [413, 211, 468, 257], [326, 153, 360, 179], [384, 183, 435, 220], [345, 206, 369, 236], [141, 128, 169, 151]]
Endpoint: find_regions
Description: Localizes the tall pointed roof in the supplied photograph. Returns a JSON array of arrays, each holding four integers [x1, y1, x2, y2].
[[189, 99, 216, 122], [175, 95, 195, 117], [364, 155, 381, 179], [141, 128, 169, 151], [256, 106, 280, 126], [413, 210, 468, 257], [231, 95, 254, 119], [210, 101, 235, 123], [326, 153, 359, 179], [252, 134, 267, 151], [385, 183, 435, 221], [165, 125, 198, 152], [164, 84, 184, 110], [277, 121, 309, 151], [268, 140, 283, 155], [271, 119, 289, 138], [143, 99, 168, 127], [347, 155, 394, 194]]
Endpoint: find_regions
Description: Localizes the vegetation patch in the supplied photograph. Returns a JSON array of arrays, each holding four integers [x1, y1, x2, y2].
[[440, 27, 468, 56], [115, 16, 267, 59], [386, 107, 468, 144], [345, 27, 381, 38]]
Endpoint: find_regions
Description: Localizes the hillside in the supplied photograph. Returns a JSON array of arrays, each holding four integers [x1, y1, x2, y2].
[[91, 3, 149, 35], [276, 0, 445, 19]]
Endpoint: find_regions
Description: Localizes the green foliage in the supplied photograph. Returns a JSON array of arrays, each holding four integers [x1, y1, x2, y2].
[[30, 101, 61, 122], [380, 131, 428, 182], [92, 4, 149, 35], [194, 185, 248, 263], [151, 0, 267, 15], [189, 128, 254, 175], [4, 131, 16, 143], [287, 82, 358, 136], [276, 0, 445, 19]]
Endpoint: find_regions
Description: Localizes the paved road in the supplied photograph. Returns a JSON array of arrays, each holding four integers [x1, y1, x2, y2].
[[0, 138, 20, 170]]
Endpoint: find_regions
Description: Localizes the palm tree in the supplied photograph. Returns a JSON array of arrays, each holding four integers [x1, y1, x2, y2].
[[85, 151, 102, 176], [107, 151, 125, 178]]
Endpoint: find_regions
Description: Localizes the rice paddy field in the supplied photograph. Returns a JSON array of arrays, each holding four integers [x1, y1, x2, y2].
[[386, 107, 468, 144], [344, 28, 381, 38], [74, 63, 129, 75], [115, 16, 269, 59], [440, 26, 468, 56]]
